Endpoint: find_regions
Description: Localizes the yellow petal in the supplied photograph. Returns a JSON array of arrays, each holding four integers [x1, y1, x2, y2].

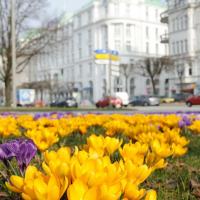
[[83, 187, 98, 200], [25, 166, 38, 181], [42, 162, 52, 175], [60, 177, 68, 198], [21, 193, 33, 200], [47, 175, 60, 200], [145, 190, 157, 200], [67, 179, 88, 200], [5, 182, 22, 193], [34, 178, 48, 200], [10, 176, 24, 190]]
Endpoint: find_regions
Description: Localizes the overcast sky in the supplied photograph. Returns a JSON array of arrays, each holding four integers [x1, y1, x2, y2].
[[48, 0, 90, 14]]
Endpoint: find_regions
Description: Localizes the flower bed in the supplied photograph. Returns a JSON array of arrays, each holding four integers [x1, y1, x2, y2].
[[0, 113, 200, 200]]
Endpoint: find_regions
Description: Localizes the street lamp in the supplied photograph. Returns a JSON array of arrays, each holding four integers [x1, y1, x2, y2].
[[11, 0, 16, 107]]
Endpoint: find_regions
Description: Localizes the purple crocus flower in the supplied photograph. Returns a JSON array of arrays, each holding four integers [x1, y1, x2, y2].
[[178, 115, 192, 128], [0, 139, 37, 173]]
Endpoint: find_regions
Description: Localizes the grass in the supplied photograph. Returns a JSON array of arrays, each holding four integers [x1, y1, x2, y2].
[[145, 130, 200, 200], [1, 129, 200, 199], [54, 128, 200, 200]]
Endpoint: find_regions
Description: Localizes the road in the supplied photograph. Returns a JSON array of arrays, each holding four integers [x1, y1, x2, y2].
[[74, 103, 200, 114], [130, 103, 200, 113], [1, 103, 200, 115]]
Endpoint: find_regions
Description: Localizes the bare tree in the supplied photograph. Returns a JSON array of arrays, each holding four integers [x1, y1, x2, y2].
[[0, 0, 64, 106], [136, 56, 173, 95], [119, 63, 134, 92]]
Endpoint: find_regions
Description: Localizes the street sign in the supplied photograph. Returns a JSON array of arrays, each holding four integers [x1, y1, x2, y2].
[[17, 89, 35, 106], [94, 49, 120, 65]]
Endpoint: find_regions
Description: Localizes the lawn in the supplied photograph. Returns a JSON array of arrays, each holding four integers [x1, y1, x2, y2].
[[0, 113, 200, 200], [146, 130, 200, 200]]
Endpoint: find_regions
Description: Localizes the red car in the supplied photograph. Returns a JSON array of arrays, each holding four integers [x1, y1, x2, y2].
[[96, 96, 122, 108], [186, 95, 200, 107]]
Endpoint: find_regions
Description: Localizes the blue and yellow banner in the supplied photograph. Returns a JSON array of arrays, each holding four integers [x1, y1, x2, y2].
[[94, 49, 120, 62]]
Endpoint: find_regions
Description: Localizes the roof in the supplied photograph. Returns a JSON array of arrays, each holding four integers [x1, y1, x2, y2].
[[75, 0, 96, 14], [145, 0, 166, 7]]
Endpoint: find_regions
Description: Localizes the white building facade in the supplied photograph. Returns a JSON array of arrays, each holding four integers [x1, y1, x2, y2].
[[28, 0, 168, 104], [161, 0, 200, 94]]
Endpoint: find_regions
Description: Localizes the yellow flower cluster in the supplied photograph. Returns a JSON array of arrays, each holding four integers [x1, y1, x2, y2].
[[7, 135, 159, 200], [0, 116, 20, 137], [0, 114, 192, 152], [188, 120, 200, 134]]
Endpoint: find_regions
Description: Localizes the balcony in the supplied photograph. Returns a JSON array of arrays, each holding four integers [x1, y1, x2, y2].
[[160, 11, 168, 23], [167, 0, 197, 10], [160, 34, 169, 43]]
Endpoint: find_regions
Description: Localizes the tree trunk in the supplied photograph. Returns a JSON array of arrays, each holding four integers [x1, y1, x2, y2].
[[5, 48, 13, 107], [4, 76, 12, 106], [150, 76, 156, 95], [179, 76, 183, 93], [125, 75, 128, 92]]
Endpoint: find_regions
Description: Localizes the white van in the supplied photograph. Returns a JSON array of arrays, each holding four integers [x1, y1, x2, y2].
[[115, 92, 129, 107]]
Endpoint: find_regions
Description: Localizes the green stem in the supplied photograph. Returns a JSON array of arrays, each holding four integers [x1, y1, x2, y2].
[[7, 160, 19, 176]]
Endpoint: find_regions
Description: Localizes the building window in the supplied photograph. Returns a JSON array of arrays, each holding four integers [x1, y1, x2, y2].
[[79, 48, 82, 59], [126, 4, 130, 16], [54, 73, 58, 81], [146, 79, 150, 85], [126, 24, 131, 37], [101, 64, 106, 75], [115, 40, 121, 51], [126, 41, 131, 52], [184, 15, 188, 29], [172, 42, 175, 54], [176, 41, 179, 54], [146, 26, 149, 39], [146, 42, 149, 54], [156, 43, 159, 55], [155, 28, 158, 40], [78, 33, 82, 46], [172, 18, 175, 32], [79, 65, 82, 78], [88, 29, 92, 42], [114, 77, 123, 92], [88, 10, 92, 23], [155, 88, 160, 95], [165, 44, 168, 55], [155, 9, 158, 21], [102, 25, 108, 41], [78, 15, 81, 27], [180, 16, 184, 30], [181, 40, 184, 53], [189, 67, 192, 75], [88, 44, 92, 56], [114, 3, 119, 16], [114, 24, 121, 36], [146, 6, 149, 19], [89, 63, 93, 77], [176, 17, 179, 31], [155, 78, 160, 85], [104, 4, 108, 16], [184, 39, 188, 52], [61, 68, 64, 76]]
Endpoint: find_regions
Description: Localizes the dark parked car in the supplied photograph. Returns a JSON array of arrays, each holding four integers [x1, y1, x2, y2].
[[50, 97, 78, 108], [186, 95, 200, 107], [172, 93, 191, 102], [129, 95, 160, 106], [96, 96, 122, 108]]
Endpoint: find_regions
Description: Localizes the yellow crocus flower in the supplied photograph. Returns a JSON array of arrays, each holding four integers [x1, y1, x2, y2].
[[145, 190, 157, 200], [124, 182, 145, 200], [105, 136, 122, 155]]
